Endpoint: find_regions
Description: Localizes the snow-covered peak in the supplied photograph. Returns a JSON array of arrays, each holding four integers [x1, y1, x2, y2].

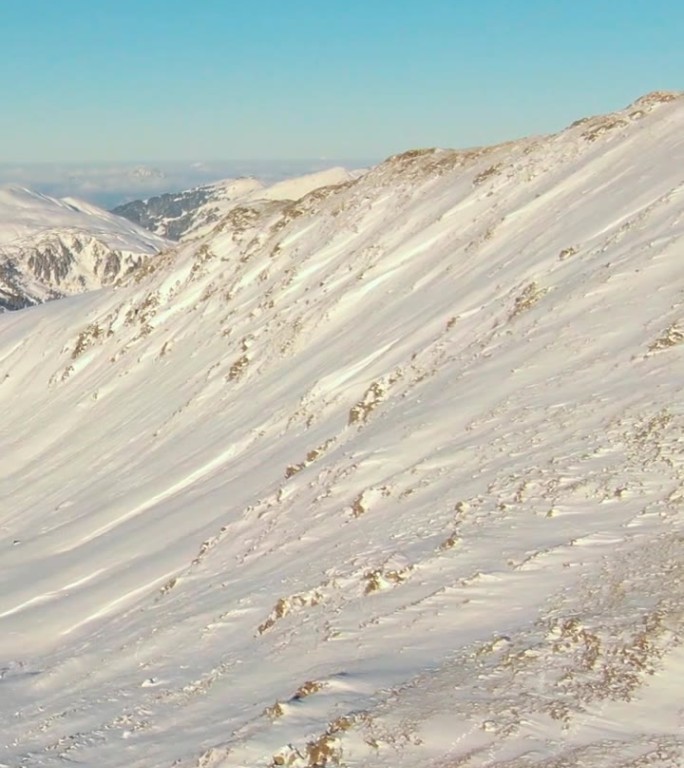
[[0, 184, 167, 249], [256, 166, 358, 200], [0, 187, 168, 310]]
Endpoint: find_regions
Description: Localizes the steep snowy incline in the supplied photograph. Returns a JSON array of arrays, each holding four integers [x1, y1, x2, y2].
[[0, 186, 167, 310], [0, 92, 682, 768]]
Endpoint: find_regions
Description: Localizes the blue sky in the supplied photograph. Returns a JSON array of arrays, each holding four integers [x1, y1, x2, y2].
[[0, 0, 682, 163]]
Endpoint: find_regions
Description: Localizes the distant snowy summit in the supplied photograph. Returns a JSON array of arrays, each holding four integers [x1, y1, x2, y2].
[[0, 186, 167, 311], [112, 167, 360, 241]]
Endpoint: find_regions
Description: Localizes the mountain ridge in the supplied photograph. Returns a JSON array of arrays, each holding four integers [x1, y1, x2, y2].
[[0, 186, 168, 310], [112, 167, 360, 242], [0, 92, 682, 768]]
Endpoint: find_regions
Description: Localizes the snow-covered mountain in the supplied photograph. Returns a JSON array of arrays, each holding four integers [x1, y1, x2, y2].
[[112, 167, 360, 241], [0, 187, 167, 310], [0, 92, 683, 768]]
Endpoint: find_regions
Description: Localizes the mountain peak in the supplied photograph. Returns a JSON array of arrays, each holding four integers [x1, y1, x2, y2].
[[628, 89, 682, 109], [0, 189, 168, 310]]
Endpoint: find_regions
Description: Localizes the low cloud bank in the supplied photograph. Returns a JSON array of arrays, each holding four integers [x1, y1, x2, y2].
[[0, 159, 375, 209]]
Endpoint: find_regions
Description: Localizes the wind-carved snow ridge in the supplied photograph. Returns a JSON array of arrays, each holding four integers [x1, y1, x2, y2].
[[0, 92, 683, 768]]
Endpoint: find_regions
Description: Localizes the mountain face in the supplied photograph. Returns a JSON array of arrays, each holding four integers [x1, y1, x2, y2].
[[0, 187, 167, 310], [1, 92, 683, 768], [112, 167, 358, 241]]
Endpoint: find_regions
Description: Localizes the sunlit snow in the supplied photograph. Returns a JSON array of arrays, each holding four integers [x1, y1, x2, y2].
[[1, 92, 682, 768]]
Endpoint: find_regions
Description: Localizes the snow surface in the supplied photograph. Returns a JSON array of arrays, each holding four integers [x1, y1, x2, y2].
[[0, 92, 683, 768]]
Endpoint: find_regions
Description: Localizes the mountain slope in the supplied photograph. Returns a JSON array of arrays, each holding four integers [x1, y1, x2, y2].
[[0, 187, 167, 310], [112, 167, 359, 241], [0, 92, 682, 768]]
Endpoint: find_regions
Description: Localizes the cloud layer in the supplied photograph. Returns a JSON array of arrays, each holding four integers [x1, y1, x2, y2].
[[0, 159, 374, 210]]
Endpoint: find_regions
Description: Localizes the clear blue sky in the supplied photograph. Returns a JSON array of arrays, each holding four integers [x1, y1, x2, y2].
[[1, 0, 681, 163]]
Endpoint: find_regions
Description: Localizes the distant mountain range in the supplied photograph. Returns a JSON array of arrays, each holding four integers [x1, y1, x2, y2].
[[0, 187, 167, 311], [0, 168, 359, 311], [111, 167, 359, 241], [0, 169, 360, 311]]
